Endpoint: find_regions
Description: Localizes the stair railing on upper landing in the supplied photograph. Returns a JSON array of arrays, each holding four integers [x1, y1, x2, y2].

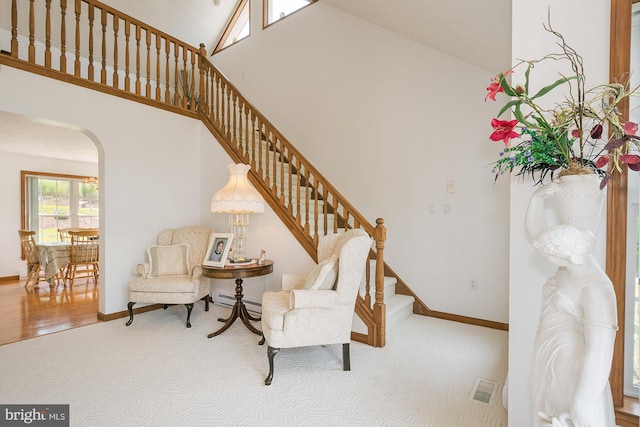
[[3, 0, 398, 347]]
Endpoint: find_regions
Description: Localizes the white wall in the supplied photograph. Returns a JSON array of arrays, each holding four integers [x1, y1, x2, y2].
[[212, 0, 511, 323], [508, 1, 611, 424], [0, 151, 97, 277]]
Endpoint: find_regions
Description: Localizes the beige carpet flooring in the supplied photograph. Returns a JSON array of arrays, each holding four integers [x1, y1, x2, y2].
[[0, 304, 508, 426]]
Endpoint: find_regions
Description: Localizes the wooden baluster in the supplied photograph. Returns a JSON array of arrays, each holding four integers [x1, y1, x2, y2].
[[287, 149, 293, 212], [100, 8, 107, 84], [264, 128, 272, 188], [295, 158, 301, 221], [322, 186, 329, 237], [223, 82, 229, 132], [135, 25, 141, 95], [302, 175, 312, 233], [74, 0, 81, 77], [45, 0, 52, 67], [181, 48, 188, 108], [87, 2, 94, 80], [28, 0, 35, 63], [10, 0, 17, 57], [60, 0, 67, 73], [215, 74, 221, 127], [373, 218, 386, 347], [254, 115, 262, 174], [124, 20, 130, 91], [310, 175, 317, 239], [242, 104, 249, 161], [198, 44, 207, 114], [164, 39, 171, 103], [278, 139, 285, 202], [240, 103, 245, 154], [231, 93, 237, 143], [205, 69, 212, 118], [364, 257, 371, 309], [190, 49, 196, 110], [112, 14, 118, 88], [272, 134, 278, 196], [331, 195, 338, 233], [145, 29, 151, 97], [250, 113, 257, 169], [155, 35, 161, 100], [173, 43, 179, 105], [343, 209, 350, 232]]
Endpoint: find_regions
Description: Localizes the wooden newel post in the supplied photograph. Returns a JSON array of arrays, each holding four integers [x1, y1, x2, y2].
[[372, 217, 386, 347], [198, 43, 207, 114]]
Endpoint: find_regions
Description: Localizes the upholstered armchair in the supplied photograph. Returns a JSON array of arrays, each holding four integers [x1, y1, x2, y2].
[[126, 226, 213, 328], [260, 229, 372, 385]]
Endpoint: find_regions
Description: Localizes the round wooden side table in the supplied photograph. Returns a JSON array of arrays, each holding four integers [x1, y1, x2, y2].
[[202, 260, 273, 338]]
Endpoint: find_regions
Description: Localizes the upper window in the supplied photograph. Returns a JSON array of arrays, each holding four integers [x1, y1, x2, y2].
[[263, 0, 316, 28], [213, 0, 251, 54]]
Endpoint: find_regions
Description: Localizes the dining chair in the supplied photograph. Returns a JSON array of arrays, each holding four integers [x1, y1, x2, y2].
[[58, 228, 72, 242], [17, 230, 42, 292], [65, 229, 99, 287]]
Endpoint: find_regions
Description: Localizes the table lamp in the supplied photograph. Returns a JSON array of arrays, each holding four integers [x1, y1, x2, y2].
[[211, 163, 265, 263]]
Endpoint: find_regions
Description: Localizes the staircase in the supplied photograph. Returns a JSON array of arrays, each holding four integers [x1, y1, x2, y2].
[[353, 266, 414, 334], [2, 0, 429, 348]]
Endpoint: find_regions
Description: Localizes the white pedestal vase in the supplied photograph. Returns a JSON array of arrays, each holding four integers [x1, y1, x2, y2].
[[553, 174, 606, 235]]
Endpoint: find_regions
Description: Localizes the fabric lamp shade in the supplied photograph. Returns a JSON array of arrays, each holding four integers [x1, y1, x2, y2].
[[211, 163, 265, 214]]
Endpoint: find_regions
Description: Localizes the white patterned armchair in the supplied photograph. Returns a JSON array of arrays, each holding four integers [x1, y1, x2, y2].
[[126, 226, 213, 328], [260, 229, 372, 385]]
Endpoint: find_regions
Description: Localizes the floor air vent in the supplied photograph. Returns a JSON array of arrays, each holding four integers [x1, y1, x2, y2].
[[470, 378, 498, 404]]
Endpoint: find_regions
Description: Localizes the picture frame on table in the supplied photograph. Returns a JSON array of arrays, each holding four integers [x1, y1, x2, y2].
[[203, 233, 234, 267]]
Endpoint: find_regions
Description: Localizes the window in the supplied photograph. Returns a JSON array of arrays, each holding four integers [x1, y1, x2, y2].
[[21, 171, 99, 243], [213, 0, 251, 54], [263, 0, 316, 28], [626, 1, 640, 399]]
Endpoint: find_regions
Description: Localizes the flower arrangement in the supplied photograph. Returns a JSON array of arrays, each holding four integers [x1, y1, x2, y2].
[[485, 23, 639, 188]]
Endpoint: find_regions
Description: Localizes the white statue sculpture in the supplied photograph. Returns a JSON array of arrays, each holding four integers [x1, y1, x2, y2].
[[528, 219, 618, 426]]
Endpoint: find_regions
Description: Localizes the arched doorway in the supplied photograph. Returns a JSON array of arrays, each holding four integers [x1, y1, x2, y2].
[[0, 110, 103, 344]]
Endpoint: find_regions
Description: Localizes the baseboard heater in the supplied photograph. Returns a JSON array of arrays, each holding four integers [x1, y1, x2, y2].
[[212, 291, 262, 315]]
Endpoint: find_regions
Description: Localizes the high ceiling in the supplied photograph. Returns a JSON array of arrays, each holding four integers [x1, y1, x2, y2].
[[0, 0, 511, 162]]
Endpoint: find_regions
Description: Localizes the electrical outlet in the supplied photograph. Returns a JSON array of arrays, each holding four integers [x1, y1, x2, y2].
[[469, 279, 478, 291]]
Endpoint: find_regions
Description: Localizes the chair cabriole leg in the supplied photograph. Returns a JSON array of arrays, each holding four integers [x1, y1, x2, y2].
[[265, 346, 280, 386], [185, 303, 194, 328], [125, 302, 135, 326], [343, 343, 350, 371]]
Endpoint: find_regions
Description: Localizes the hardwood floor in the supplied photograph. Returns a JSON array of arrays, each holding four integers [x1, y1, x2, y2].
[[0, 278, 99, 346]]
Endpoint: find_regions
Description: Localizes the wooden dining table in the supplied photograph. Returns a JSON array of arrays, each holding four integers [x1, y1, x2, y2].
[[37, 242, 71, 285]]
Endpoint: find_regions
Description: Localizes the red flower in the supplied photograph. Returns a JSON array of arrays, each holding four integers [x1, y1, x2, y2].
[[490, 118, 520, 146], [595, 155, 610, 168], [624, 121, 638, 136], [571, 129, 581, 139], [484, 70, 513, 102], [485, 81, 504, 102]]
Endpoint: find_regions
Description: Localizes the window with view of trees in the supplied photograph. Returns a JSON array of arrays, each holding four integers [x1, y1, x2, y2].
[[21, 171, 99, 243]]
